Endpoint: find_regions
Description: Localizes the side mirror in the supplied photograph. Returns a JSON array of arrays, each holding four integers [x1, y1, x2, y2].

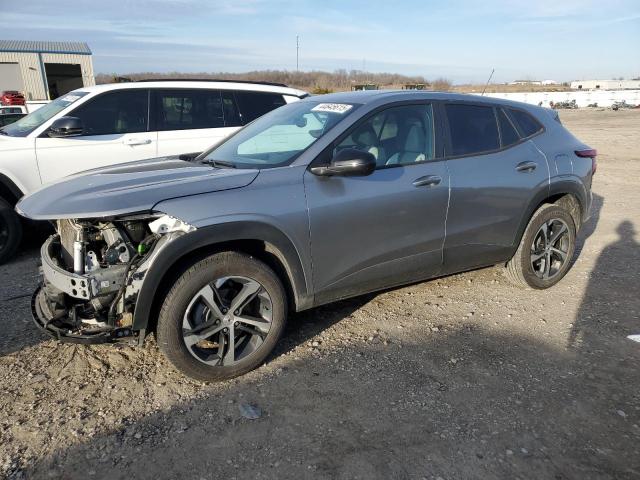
[[48, 116, 84, 138], [310, 148, 376, 177]]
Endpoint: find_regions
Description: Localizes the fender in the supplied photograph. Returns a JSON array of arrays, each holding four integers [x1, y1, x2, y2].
[[131, 221, 312, 331], [512, 176, 588, 254]]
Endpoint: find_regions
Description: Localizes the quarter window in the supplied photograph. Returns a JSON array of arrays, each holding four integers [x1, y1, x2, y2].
[[156, 89, 224, 131], [497, 108, 520, 147], [72, 90, 149, 136], [508, 108, 542, 137], [335, 104, 436, 168], [445, 104, 499, 156], [234, 91, 286, 124]]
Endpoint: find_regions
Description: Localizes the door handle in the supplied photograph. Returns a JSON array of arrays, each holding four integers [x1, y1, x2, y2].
[[413, 175, 442, 187], [516, 161, 537, 172], [123, 138, 152, 146]]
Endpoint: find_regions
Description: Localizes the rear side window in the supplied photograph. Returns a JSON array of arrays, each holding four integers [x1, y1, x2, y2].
[[508, 108, 542, 137], [156, 89, 224, 131], [445, 104, 499, 156], [73, 90, 149, 136], [234, 91, 286, 124], [497, 108, 520, 147]]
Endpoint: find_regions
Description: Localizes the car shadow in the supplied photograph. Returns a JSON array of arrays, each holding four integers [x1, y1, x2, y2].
[[16, 324, 640, 480], [272, 294, 377, 359], [573, 192, 603, 260]]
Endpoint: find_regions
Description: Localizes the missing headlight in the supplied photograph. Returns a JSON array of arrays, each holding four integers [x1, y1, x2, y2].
[[148, 214, 197, 234]]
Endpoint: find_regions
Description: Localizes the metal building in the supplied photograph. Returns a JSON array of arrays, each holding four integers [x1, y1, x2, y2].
[[571, 79, 640, 90], [0, 40, 95, 101]]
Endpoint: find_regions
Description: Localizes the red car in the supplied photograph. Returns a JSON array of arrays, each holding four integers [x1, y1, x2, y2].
[[0, 91, 25, 106]]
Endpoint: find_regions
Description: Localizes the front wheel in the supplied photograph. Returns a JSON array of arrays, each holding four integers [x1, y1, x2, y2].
[[156, 251, 287, 382], [0, 198, 22, 264], [506, 204, 576, 289]]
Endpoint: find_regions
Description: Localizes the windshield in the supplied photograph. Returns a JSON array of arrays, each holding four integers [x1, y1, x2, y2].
[[0, 92, 89, 137], [201, 101, 359, 168]]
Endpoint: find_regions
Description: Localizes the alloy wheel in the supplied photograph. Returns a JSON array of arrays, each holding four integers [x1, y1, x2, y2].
[[530, 218, 570, 280], [181, 276, 273, 366]]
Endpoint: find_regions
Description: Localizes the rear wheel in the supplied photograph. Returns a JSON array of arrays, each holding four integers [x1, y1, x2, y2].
[[0, 197, 22, 264], [506, 204, 576, 289], [156, 251, 287, 382]]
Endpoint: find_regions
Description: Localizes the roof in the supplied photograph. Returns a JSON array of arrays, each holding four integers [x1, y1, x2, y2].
[[75, 81, 308, 98], [300, 89, 550, 112], [0, 40, 91, 55], [135, 78, 288, 88]]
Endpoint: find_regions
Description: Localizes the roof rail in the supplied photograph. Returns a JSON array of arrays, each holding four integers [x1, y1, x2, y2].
[[134, 78, 289, 88]]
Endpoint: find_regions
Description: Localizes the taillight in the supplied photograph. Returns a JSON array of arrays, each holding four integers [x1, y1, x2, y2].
[[575, 149, 597, 175]]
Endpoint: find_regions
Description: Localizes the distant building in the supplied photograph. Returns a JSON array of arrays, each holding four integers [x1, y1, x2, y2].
[[510, 80, 542, 86], [0, 40, 95, 101], [571, 79, 640, 90], [351, 84, 379, 91], [541, 80, 557, 85], [403, 83, 429, 90]]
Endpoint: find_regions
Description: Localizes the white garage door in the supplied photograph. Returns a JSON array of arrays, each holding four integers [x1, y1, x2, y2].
[[0, 63, 24, 92]]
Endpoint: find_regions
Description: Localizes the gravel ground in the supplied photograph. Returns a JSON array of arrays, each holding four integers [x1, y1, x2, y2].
[[1, 109, 638, 480]]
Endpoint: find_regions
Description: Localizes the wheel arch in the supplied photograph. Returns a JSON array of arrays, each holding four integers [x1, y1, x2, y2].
[[513, 179, 587, 255], [0, 173, 24, 206], [131, 222, 312, 333]]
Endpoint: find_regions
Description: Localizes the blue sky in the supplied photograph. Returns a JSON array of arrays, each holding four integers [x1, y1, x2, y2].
[[1, 0, 638, 83]]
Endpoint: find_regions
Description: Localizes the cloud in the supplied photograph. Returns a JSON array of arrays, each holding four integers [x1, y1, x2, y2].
[[286, 15, 385, 35]]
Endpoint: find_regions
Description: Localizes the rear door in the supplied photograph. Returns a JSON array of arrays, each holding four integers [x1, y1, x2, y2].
[[35, 89, 156, 183], [154, 89, 241, 156], [304, 102, 449, 303], [442, 103, 549, 271]]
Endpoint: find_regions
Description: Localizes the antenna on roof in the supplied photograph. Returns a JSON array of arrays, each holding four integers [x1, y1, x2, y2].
[[481, 68, 495, 96]]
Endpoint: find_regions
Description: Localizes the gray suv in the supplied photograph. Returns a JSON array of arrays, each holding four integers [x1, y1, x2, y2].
[[17, 91, 596, 381]]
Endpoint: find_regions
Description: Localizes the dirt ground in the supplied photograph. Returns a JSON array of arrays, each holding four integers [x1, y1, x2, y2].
[[1, 109, 638, 480]]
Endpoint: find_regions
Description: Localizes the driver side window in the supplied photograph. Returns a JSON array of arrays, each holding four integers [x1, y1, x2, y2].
[[336, 104, 435, 168]]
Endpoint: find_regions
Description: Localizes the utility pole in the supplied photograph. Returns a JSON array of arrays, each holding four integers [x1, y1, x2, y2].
[[296, 35, 299, 72]]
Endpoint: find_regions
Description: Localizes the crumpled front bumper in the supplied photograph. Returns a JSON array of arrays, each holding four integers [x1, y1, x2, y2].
[[31, 235, 134, 344], [31, 286, 122, 344]]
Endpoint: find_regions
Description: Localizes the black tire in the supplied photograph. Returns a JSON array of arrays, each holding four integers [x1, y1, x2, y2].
[[0, 197, 22, 264], [156, 251, 287, 382], [506, 204, 576, 289]]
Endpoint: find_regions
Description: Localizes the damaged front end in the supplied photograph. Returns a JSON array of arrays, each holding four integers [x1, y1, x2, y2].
[[32, 214, 194, 344]]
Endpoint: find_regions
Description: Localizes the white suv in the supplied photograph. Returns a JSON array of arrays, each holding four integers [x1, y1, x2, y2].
[[0, 80, 308, 262]]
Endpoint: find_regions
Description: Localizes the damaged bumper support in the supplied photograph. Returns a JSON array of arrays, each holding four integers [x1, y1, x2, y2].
[[31, 226, 184, 344], [31, 286, 129, 344]]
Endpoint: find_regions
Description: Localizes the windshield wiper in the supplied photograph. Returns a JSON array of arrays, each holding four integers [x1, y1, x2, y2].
[[0, 129, 8, 136], [204, 159, 237, 169]]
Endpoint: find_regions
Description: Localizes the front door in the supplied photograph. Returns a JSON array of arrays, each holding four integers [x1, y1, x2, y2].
[[304, 103, 450, 303], [35, 89, 156, 184]]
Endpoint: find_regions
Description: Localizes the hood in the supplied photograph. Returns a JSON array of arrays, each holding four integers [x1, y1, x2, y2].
[[16, 156, 258, 220]]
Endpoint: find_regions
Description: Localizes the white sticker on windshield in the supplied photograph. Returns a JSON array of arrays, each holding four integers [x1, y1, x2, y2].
[[61, 95, 80, 103], [311, 103, 353, 114]]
